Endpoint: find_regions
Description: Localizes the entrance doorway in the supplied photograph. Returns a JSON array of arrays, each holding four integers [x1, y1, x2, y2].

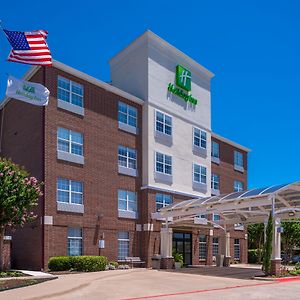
[[172, 232, 192, 265]]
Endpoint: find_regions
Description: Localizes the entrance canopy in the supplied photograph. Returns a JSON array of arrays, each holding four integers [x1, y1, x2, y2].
[[160, 182, 300, 226]]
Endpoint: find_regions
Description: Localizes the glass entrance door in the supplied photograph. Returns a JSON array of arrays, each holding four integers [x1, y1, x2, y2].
[[172, 232, 192, 265]]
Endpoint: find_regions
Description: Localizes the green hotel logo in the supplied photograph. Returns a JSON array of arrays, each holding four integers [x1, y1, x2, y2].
[[167, 65, 198, 105], [176, 65, 191, 92]]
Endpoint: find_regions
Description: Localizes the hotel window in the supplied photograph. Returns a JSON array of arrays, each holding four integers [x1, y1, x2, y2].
[[199, 235, 207, 260], [118, 146, 137, 170], [193, 164, 207, 184], [57, 178, 83, 205], [118, 102, 137, 128], [234, 239, 240, 260], [118, 231, 129, 260], [67, 228, 82, 256], [156, 194, 172, 212], [193, 128, 207, 149], [234, 151, 243, 168], [212, 237, 219, 257], [211, 174, 220, 190], [211, 141, 220, 158], [58, 76, 83, 107], [155, 111, 172, 136], [155, 152, 172, 175], [57, 128, 83, 156], [213, 214, 220, 222], [234, 180, 244, 192], [118, 190, 137, 213]]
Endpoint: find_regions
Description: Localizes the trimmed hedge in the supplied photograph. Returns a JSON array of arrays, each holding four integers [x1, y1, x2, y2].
[[48, 256, 108, 272], [248, 249, 258, 264]]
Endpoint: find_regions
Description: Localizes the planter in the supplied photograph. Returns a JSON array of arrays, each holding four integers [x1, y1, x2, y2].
[[174, 262, 182, 269]]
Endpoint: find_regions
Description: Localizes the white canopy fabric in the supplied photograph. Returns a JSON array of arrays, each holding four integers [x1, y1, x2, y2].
[[160, 182, 300, 226]]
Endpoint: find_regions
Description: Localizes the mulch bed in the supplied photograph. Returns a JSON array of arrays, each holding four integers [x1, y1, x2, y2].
[[0, 278, 49, 292]]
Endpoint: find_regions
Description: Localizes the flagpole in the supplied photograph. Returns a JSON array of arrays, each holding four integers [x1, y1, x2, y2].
[[0, 104, 5, 154]]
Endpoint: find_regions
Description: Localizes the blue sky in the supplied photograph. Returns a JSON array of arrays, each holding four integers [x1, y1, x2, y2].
[[0, 0, 299, 189]]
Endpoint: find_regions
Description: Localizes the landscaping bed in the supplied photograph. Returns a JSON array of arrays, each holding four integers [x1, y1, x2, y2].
[[0, 271, 29, 278], [0, 278, 49, 292]]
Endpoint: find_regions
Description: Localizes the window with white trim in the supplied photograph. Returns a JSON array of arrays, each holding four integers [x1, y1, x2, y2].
[[67, 228, 82, 256], [234, 239, 240, 260], [155, 111, 172, 136], [57, 128, 83, 156], [211, 141, 220, 158], [193, 128, 207, 149], [212, 237, 219, 257], [155, 152, 172, 175], [199, 235, 207, 260], [118, 190, 137, 213], [57, 178, 83, 204], [234, 151, 243, 167], [118, 102, 137, 128], [234, 180, 244, 192], [118, 146, 137, 170], [211, 173, 220, 190], [118, 231, 129, 260], [193, 164, 207, 184], [58, 76, 83, 107], [156, 194, 172, 212]]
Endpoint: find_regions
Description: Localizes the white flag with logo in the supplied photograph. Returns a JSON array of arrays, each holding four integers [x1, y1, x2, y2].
[[6, 76, 49, 106]]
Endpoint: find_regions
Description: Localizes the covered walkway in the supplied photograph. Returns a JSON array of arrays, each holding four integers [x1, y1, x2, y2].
[[159, 182, 300, 275]]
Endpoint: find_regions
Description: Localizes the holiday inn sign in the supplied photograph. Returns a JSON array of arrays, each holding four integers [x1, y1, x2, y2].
[[168, 65, 198, 105]]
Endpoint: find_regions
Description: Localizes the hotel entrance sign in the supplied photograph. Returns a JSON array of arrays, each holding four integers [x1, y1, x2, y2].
[[168, 65, 198, 105]]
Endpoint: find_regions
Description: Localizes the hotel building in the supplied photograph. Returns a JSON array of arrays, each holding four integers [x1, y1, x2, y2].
[[0, 31, 249, 270]]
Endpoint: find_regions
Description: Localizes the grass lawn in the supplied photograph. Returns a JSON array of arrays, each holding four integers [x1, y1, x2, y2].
[[0, 271, 28, 278]]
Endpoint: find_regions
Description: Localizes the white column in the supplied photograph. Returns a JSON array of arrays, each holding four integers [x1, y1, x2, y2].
[[272, 217, 281, 260], [160, 227, 173, 258], [226, 232, 231, 257]]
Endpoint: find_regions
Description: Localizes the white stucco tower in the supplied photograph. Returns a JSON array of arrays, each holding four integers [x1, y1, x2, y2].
[[109, 30, 214, 198]]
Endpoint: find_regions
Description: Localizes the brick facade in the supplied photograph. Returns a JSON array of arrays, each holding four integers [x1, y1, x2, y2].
[[0, 64, 249, 270]]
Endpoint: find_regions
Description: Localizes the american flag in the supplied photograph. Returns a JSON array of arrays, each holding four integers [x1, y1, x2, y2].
[[3, 29, 52, 66]]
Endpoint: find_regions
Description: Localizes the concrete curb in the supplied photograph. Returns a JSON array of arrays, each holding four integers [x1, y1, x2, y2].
[[252, 275, 300, 282]]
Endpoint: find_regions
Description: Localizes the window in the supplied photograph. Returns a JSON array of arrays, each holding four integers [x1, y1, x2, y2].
[[193, 164, 207, 184], [67, 228, 82, 256], [212, 237, 219, 257], [193, 128, 207, 149], [199, 235, 207, 260], [234, 180, 244, 192], [213, 214, 220, 222], [118, 146, 137, 170], [118, 190, 137, 212], [234, 151, 243, 167], [57, 128, 83, 156], [211, 174, 220, 190], [234, 239, 240, 260], [211, 141, 219, 158], [156, 194, 172, 211], [57, 178, 83, 204], [58, 76, 83, 107], [155, 152, 172, 175], [155, 111, 172, 136], [118, 232, 129, 260], [118, 102, 137, 128]]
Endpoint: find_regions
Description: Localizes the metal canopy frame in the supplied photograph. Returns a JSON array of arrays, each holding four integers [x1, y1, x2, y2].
[[160, 182, 300, 226]]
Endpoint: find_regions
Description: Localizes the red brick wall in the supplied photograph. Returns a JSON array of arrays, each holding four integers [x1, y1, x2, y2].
[[3, 240, 11, 270]]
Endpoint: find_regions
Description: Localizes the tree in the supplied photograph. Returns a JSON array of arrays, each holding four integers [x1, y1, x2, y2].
[[262, 212, 273, 275], [247, 223, 264, 262], [281, 221, 300, 264], [0, 158, 42, 270]]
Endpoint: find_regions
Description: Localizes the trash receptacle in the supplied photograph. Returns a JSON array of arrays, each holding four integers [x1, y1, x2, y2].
[[216, 254, 224, 267], [151, 255, 161, 269], [223, 256, 231, 267]]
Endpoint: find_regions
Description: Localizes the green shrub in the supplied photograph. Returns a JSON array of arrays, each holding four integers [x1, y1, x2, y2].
[[48, 256, 73, 271], [295, 262, 300, 270], [109, 261, 119, 268], [248, 249, 259, 264], [48, 256, 108, 272]]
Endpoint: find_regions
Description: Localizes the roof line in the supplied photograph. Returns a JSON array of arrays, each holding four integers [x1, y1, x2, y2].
[[212, 132, 251, 152], [0, 59, 145, 110]]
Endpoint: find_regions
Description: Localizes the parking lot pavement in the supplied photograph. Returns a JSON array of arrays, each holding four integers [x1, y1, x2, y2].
[[0, 268, 299, 300]]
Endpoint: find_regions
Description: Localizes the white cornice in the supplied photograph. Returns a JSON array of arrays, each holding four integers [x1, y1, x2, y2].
[[212, 132, 251, 152], [0, 60, 144, 110], [109, 30, 215, 79]]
